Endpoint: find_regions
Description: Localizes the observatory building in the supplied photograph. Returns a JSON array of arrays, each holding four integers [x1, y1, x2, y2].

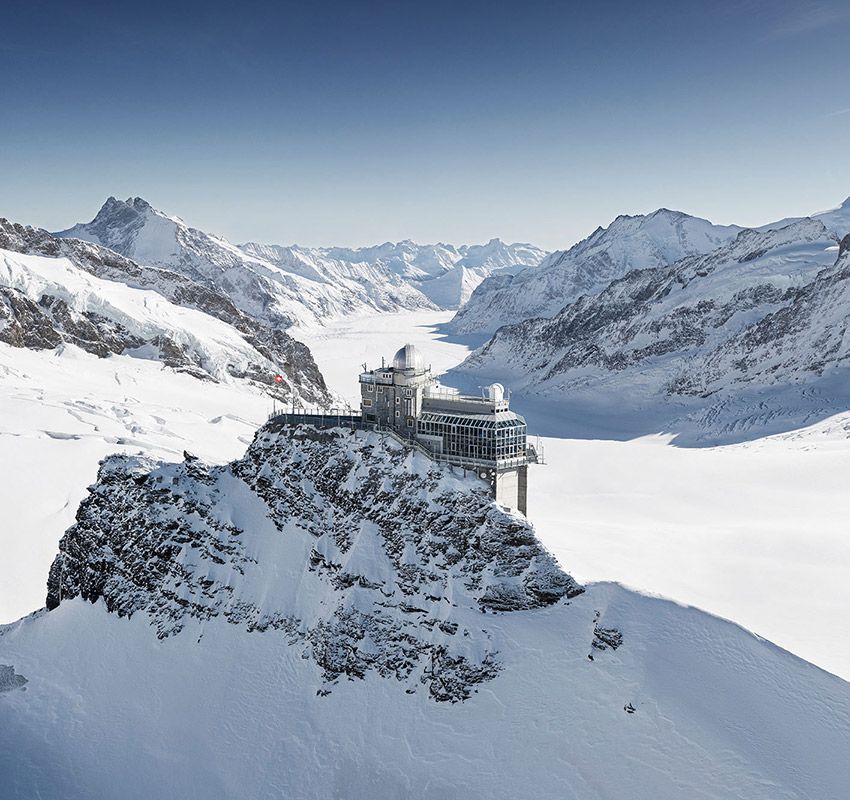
[[359, 343, 535, 514]]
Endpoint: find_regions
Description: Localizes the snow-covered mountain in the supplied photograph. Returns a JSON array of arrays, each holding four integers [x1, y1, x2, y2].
[[0, 218, 329, 403], [242, 236, 547, 309], [455, 205, 850, 442], [56, 197, 544, 322], [450, 209, 742, 334], [1, 422, 848, 799], [57, 197, 437, 327]]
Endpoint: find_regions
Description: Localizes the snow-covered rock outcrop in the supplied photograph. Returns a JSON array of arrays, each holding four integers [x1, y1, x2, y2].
[[0, 218, 329, 403], [46, 423, 582, 699], [2, 421, 849, 799], [450, 209, 742, 334]]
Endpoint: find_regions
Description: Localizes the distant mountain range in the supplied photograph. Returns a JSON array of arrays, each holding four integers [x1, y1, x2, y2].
[[243, 237, 546, 309], [58, 197, 546, 320]]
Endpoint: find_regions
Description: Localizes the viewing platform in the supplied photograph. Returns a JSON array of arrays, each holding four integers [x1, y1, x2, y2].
[[266, 409, 544, 471]]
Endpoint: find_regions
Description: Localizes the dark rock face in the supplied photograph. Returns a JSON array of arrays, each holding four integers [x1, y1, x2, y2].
[[592, 625, 623, 652], [0, 665, 28, 693], [0, 289, 62, 350], [0, 218, 329, 403], [47, 425, 582, 702]]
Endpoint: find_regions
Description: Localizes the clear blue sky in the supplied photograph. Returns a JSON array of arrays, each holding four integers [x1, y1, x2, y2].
[[1, 0, 849, 250]]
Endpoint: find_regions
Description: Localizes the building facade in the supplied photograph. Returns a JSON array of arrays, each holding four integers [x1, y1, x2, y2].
[[359, 343, 533, 514], [359, 343, 434, 431]]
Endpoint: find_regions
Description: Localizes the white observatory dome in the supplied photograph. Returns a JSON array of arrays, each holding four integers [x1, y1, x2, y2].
[[486, 383, 505, 401], [392, 343, 425, 372]]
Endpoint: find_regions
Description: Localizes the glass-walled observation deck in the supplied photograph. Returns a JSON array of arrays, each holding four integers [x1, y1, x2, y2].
[[415, 406, 528, 467]]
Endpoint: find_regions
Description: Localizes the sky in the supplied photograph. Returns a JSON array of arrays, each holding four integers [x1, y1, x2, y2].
[[1, 0, 849, 251]]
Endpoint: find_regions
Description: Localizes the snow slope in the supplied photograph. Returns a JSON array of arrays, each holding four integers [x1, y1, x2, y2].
[[1, 424, 848, 799], [0, 217, 329, 402], [450, 208, 742, 334], [813, 195, 850, 239], [0, 245, 327, 402]]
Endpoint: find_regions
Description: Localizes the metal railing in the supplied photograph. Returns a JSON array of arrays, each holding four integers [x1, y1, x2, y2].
[[267, 409, 364, 430], [267, 410, 543, 471]]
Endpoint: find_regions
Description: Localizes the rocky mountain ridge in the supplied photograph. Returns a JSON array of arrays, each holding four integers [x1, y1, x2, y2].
[[455, 212, 850, 440], [450, 208, 743, 334], [57, 197, 435, 327], [0, 218, 329, 403], [58, 197, 546, 320]]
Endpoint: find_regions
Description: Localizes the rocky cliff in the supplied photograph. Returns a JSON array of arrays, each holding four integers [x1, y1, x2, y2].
[[47, 423, 582, 701]]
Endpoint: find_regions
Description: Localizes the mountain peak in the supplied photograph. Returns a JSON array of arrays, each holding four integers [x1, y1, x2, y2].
[[128, 196, 153, 212], [607, 208, 687, 228], [91, 195, 156, 226], [648, 207, 686, 219]]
